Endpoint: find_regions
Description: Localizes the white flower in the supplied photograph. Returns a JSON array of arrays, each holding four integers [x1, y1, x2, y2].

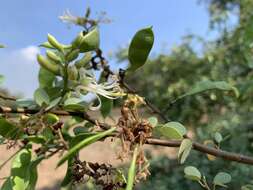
[[59, 10, 79, 25], [77, 68, 125, 110]]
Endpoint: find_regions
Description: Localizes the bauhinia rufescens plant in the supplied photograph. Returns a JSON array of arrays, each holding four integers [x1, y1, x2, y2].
[[1, 8, 253, 190]]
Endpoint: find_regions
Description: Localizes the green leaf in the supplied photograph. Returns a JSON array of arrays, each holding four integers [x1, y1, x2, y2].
[[62, 116, 84, 132], [126, 146, 138, 190], [38, 67, 55, 88], [213, 172, 231, 187], [1, 177, 13, 190], [178, 139, 192, 164], [214, 132, 223, 144], [34, 88, 50, 106], [148, 117, 158, 127], [180, 80, 239, 99], [23, 135, 46, 144], [0, 44, 5, 48], [75, 52, 92, 68], [2, 148, 43, 190], [73, 126, 89, 135], [156, 122, 186, 140], [100, 96, 113, 118], [70, 132, 97, 147], [43, 113, 59, 125], [45, 97, 61, 111], [0, 118, 22, 139], [184, 166, 202, 181], [41, 127, 54, 141], [57, 127, 116, 167], [128, 27, 154, 71], [61, 158, 74, 188], [44, 87, 62, 101], [64, 98, 88, 111], [15, 99, 37, 109], [0, 75, 4, 84], [64, 98, 82, 106], [79, 27, 100, 52]]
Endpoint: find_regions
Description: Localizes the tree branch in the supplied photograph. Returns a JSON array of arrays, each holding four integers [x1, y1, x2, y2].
[[0, 106, 110, 130], [146, 138, 253, 165], [1, 106, 253, 165]]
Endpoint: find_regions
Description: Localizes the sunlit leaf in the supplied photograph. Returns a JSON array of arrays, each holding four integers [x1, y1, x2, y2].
[[2, 148, 43, 190], [126, 146, 138, 190], [213, 172, 231, 187], [214, 132, 223, 144], [178, 139, 192, 164], [45, 97, 61, 111], [64, 98, 88, 111], [38, 67, 55, 88], [43, 113, 59, 125], [23, 135, 46, 144], [128, 27, 154, 71], [148, 117, 158, 127], [34, 88, 50, 106], [100, 96, 113, 118], [184, 166, 201, 181], [0, 118, 22, 139], [156, 122, 186, 139], [15, 99, 37, 109], [79, 27, 100, 52]]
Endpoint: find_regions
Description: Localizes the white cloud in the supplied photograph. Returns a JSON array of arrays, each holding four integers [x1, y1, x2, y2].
[[19, 46, 40, 62], [0, 46, 41, 98]]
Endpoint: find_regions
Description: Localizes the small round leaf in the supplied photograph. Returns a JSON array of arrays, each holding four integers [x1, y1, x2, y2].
[[213, 172, 231, 187], [184, 166, 201, 181]]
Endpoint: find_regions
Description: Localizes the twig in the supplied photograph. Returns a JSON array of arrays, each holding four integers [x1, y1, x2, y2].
[[146, 138, 253, 165], [0, 106, 110, 130], [57, 128, 69, 149], [1, 106, 253, 165]]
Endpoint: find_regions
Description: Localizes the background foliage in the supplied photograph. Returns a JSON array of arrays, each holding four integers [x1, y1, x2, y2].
[[119, 0, 253, 189]]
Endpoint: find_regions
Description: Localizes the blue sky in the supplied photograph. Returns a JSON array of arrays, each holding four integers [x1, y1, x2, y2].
[[0, 0, 211, 97]]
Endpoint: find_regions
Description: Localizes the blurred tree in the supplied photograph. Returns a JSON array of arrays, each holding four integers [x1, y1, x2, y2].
[[116, 0, 253, 188]]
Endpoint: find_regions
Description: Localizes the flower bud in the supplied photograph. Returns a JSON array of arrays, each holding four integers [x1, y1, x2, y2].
[[39, 42, 54, 49], [67, 65, 78, 80], [75, 52, 92, 68], [46, 50, 62, 63], [66, 49, 80, 62], [37, 54, 62, 75], [47, 34, 63, 52]]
